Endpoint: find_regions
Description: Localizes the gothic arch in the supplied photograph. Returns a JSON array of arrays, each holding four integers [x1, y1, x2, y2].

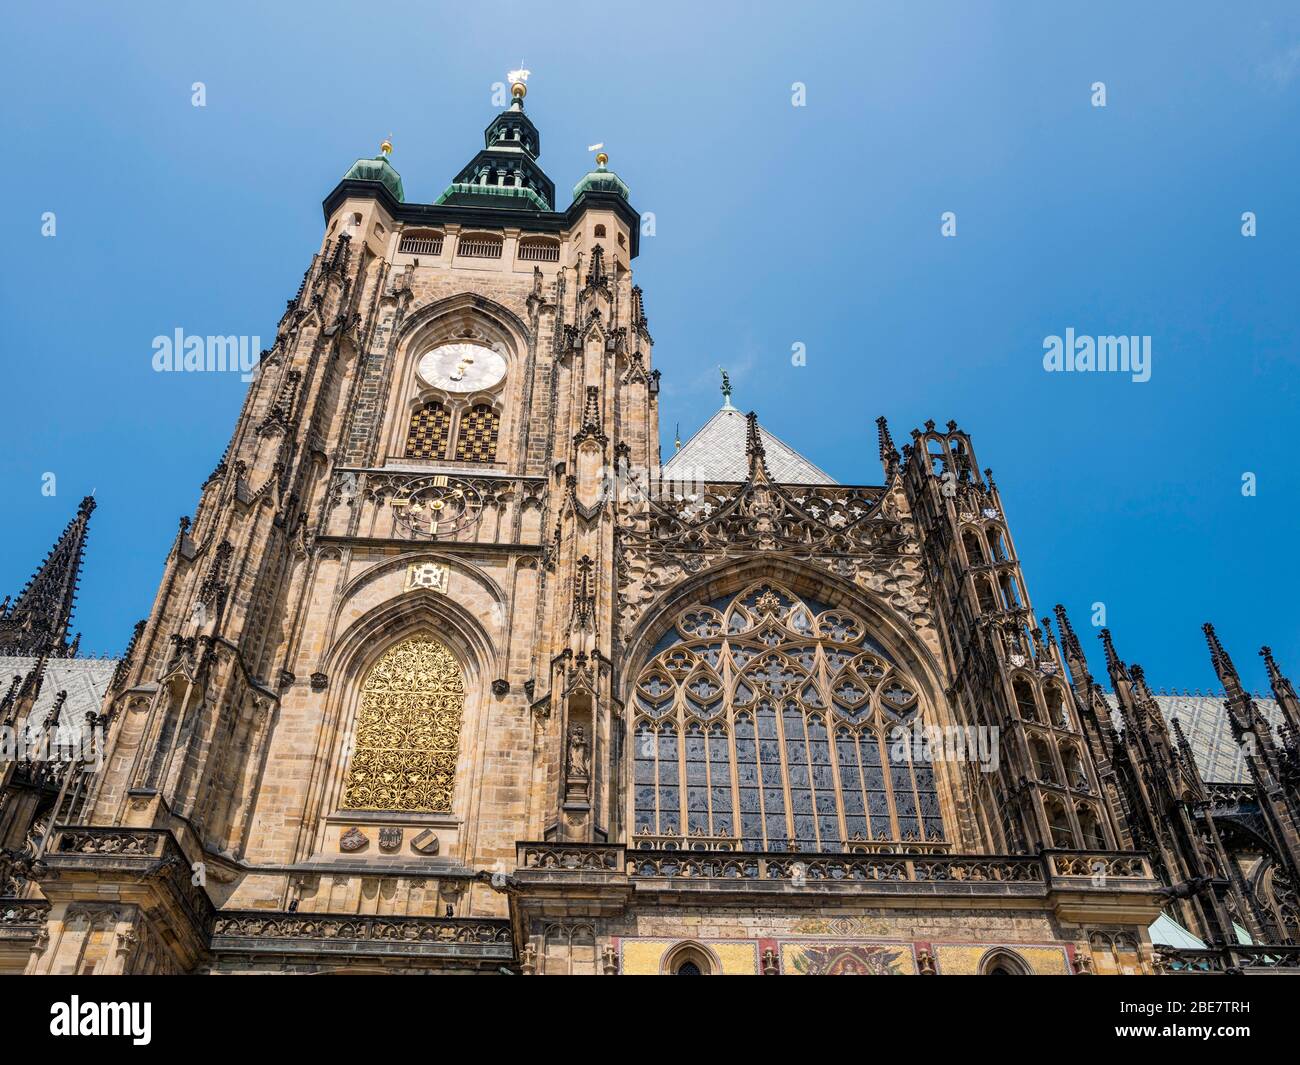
[[978, 947, 1031, 975], [381, 293, 531, 466], [331, 550, 509, 635], [620, 557, 947, 713], [620, 560, 959, 853], [661, 940, 722, 975], [298, 589, 502, 861], [337, 634, 467, 813]]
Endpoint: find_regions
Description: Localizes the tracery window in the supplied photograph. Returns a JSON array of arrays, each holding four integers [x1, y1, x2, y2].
[[340, 635, 465, 813], [632, 583, 945, 852], [406, 401, 451, 458], [455, 403, 501, 462]]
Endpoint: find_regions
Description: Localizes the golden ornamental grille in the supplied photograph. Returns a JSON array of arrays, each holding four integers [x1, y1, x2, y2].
[[406, 402, 451, 458], [340, 635, 465, 813], [455, 404, 500, 462]]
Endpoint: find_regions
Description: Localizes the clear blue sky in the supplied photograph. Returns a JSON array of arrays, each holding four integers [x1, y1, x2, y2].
[[2, 2, 1296, 692]]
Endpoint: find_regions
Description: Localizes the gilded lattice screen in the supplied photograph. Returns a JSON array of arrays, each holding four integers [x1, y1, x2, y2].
[[406, 402, 451, 458], [340, 636, 465, 812], [454, 404, 500, 462]]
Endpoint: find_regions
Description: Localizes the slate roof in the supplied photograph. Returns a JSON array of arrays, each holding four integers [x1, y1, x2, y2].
[[663, 404, 836, 485], [0, 656, 117, 729], [1104, 692, 1283, 784]]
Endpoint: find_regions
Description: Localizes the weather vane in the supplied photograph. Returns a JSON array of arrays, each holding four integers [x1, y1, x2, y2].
[[587, 142, 608, 166], [508, 65, 530, 84]]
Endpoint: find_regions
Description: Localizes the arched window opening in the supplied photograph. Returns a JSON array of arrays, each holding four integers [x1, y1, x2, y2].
[[662, 942, 716, 975], [457, 233, 503, 259], [406, 401, 451, 458], [1044, 799, 1074, 848], [1029, 736, 1056, 784], [962, 529, 986, 566], [518, 237, 560, 262], [988, 526, 1009, 561], [981, 949, 1030, 975], [926, 437, 946, 477], [1063, 746, 1088, 792], [455, 404, 501, 462], [998, 573, 1022, 609], [594, 224, 607, 238], [340, 635, 465, 813], [631, 583, 945, 853], [1013, 678, 1040, 722], [975, 577, 998, 615], [1044, 684, 1069, 728], [398, 229, 444, 256], [1078, 805, 1106, 849]]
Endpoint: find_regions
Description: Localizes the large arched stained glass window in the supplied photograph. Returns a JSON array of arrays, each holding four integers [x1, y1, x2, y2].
[[632, 583, 945, 852], [340, 635, 465, 813]]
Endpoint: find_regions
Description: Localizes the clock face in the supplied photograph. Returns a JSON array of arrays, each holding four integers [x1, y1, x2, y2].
[[417, 342, 507, 393], [391, 476, 484, 539]]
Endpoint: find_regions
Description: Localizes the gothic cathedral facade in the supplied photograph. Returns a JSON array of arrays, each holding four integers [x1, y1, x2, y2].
[[4, 80, 1299, 976]]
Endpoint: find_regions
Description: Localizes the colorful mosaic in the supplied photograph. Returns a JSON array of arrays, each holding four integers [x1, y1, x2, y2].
[[781, 941, 916, 975]]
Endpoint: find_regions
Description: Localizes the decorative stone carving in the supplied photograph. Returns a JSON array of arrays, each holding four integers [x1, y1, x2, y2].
[[567, 725, 590, 778], [405, 561, 449, 593], [410, 829, 440, 856], [378, 827, 402, 852], [339, 827, 368, 853]]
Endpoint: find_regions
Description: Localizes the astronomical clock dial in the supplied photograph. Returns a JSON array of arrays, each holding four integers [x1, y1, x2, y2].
[[416, 342, 507, 393], [391, 476, 484, 538]]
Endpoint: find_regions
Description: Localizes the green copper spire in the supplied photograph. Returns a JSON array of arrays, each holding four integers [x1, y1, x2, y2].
[[436, 74, 555, 210], [342, 138, 405, 202], [572, 148, 631, 201], [719, 367, 734, 409]]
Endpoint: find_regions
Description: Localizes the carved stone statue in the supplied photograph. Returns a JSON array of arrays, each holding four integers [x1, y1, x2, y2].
[[567, 725, 590, 778]]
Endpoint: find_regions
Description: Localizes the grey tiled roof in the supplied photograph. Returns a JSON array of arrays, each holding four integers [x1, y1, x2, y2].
[[663, 406, 836, 485], [1104, 693, 1283, 784], [0, 656, 118, 729]]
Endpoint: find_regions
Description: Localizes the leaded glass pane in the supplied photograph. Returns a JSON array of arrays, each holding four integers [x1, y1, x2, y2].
[[630, 582, 944, 851]]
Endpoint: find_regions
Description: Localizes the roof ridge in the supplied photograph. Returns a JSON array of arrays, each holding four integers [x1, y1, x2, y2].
[[663, 406, 836, 485]]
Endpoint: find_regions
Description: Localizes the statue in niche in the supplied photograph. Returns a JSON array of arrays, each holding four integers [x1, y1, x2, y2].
[[567, 725, 590, 779]]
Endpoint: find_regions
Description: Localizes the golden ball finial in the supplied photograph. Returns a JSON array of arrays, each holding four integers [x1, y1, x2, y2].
[[595, 151, 608, 167], [511, 81, 527, 100], [380, 138, 393, 156]]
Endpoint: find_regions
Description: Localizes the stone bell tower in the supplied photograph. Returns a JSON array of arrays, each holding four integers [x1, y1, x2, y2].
[[27, 75, 653, 973]]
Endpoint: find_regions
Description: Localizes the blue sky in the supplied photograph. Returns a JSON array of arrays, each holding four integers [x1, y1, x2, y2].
[[1, 1, 1296, 691]]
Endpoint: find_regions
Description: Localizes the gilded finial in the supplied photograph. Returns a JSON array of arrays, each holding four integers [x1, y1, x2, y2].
[[674, 422, 682, 451], [588, 143, 608, 168], [508, 65, 530, 100], [380, 136, 393, 156]]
